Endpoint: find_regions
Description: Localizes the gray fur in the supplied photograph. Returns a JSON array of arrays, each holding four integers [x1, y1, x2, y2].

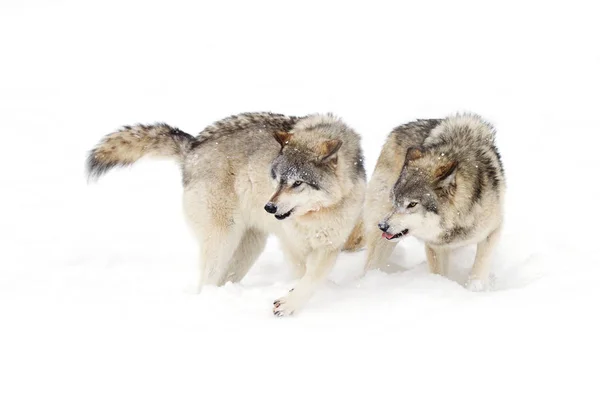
[[362, 113, 505, 290], [87, 123, 195, 181], [86, 112, 366, 315], [192, 112, 300, 149]]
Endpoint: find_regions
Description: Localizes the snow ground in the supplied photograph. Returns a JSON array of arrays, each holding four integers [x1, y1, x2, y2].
[[1, 1, 599, 399]]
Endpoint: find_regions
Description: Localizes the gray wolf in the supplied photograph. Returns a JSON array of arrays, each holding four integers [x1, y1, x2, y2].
[[87, 112, 366, 315], [362, 114, 505, 290]]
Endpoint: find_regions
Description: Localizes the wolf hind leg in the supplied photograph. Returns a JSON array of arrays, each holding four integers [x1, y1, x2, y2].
[[467, 226, 502, 291], [196, 223, 246, 287], [183, 188, 244, 289], [224, 228, 268, 283]]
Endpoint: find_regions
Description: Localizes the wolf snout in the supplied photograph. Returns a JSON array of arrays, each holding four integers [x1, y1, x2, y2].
[[264, 202, 277, 214], [378, 221, 390, 232]]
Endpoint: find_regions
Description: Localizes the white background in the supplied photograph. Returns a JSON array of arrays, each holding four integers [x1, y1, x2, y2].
[[1, 1, 599, 399]]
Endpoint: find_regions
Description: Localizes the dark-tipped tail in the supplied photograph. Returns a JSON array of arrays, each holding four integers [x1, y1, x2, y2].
[[86, 123, 195, 181]]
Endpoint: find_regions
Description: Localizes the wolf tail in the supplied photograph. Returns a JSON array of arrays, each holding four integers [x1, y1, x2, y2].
[[86, 123, 196, 180]]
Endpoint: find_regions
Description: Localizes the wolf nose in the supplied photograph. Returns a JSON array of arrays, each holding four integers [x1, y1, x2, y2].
[[264, 202, 277, 214], [378, 221, 390, 232]]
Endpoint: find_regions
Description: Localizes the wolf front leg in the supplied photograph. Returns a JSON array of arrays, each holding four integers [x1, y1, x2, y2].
[[466, 226, 502, 291], [425, 244, 449, 276], [279, 238, 308, 279], [225, 229, 268, 283], [364, 228, 397, 272], [272, 248, 339, 317]]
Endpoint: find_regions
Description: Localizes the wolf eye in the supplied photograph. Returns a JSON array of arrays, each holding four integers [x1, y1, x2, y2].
[[407, 201, 418, 209], [292, 181, 302, 188]]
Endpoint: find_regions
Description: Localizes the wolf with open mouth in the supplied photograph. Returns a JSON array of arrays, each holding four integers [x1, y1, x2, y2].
[[361, 114, 505, 290], [87, 112, 366, 316]]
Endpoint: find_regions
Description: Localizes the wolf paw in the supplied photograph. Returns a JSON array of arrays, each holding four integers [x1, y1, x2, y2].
[[273, 298, 293, 317], [465, 278, 488, 292], [272, 289, 304, 317]]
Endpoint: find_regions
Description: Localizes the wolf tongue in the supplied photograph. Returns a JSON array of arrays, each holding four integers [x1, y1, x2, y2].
[[382, 232, 395, 239]]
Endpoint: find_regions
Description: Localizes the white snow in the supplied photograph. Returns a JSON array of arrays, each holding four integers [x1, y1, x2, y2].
[[1, 1, 599, 399]]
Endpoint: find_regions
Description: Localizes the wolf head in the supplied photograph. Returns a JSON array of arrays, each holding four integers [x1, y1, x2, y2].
[[379, 147, 458, 242], [264, 130, 345, 220]]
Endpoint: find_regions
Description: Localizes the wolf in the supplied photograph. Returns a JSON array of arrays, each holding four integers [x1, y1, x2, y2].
[[87, 112, 366, 315], [362, 114, 505, 290]]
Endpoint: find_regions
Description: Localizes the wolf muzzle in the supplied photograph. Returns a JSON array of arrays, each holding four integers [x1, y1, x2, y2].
[[264, 202, 277, 214]]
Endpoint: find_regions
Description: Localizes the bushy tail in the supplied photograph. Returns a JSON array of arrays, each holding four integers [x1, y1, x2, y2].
[[86, 123, 195, 180]]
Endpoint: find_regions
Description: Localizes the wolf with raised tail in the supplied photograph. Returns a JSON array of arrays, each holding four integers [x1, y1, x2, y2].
[[363, 114, 505, 290], [87, 112, 366, 316]]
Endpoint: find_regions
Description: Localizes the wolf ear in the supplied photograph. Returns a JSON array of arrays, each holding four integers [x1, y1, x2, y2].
[[318, 139, 343, 163], [406, 147, 424, 162], [273, 131, 293, 148], [434, 160, 458, 187]]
